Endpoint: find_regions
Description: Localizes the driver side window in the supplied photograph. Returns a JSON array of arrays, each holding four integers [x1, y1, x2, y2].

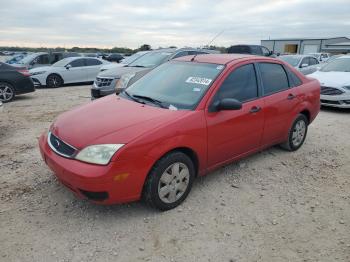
[[215, 64, 258, 103]]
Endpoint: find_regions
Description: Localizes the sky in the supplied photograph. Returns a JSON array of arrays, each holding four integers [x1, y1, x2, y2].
[[0, 0, 349, 49]]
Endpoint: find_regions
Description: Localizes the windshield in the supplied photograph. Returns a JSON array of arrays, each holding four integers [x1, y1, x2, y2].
[[121, 52, 146, 64], [52, 58, 71, 67], [309, 53, 320, 59], [17, 54, 37, 64], [122, 61, 225, 110], [279, 56, 301, 67], [320, 58, 350, 72], [128, 51, 173, 68]]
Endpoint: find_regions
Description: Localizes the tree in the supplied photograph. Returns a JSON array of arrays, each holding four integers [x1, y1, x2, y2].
[[139, 44, 151, 51]]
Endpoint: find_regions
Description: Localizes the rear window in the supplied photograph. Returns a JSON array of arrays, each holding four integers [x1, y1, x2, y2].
[[259, 63, 289, 95], [228, 46, 250, 54]]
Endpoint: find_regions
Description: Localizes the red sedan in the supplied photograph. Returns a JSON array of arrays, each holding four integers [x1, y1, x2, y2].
[[39, 54, 320, 210]]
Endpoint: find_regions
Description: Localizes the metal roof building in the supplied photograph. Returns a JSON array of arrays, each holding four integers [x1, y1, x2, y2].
[[261, 37, 350, 55]]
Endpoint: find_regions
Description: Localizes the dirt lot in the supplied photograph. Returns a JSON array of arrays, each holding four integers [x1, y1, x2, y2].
[[0, 85, 349, 262]]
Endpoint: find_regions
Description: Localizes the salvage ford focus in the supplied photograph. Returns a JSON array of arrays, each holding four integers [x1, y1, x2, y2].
[[39, 54, 320, 210]]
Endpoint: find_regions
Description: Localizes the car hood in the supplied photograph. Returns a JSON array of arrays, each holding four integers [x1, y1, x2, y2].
[[308, 71, 350, 87], [100, 63, 125, 71], [29, 66, 52, 73], [98, 66, 147, 78], [51, 95, 189, 149]]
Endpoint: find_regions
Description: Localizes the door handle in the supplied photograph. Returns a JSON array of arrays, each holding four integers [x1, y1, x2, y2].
[[287, 94, 296, 100], [250, 106, 261, 113]]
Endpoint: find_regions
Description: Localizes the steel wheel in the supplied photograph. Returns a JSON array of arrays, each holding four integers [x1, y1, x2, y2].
[[292, 120, 306, 147], [280, 114, 308, 151], [158, 162, 190, 204], [0, 82, 15, 102]]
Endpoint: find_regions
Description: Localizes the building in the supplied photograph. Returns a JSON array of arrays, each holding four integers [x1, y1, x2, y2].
[[261, 37, 350, 55]]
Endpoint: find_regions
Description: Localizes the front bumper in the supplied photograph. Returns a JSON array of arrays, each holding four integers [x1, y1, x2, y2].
[[320, 93, 350, 108], [91, 79, 118, 99], [39, 132, 153, 205]]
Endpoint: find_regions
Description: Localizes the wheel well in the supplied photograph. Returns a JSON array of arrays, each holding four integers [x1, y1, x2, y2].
[[300, 109, 310, 124], [164, 147, 199, 177]]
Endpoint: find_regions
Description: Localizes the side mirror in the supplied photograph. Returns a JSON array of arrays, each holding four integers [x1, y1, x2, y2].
[[300, 63, 309, 68], [65, 64, 72, 70], [210, 98, 242, 112]]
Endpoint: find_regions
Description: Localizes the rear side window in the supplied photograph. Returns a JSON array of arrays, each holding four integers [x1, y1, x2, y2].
[[309, 57, 318, 65], [86, 59, 102, 66], [259, 63, 289, 95], [284, 66, 303, 87], [228, 46, 250, 54], [215, 64, 258, 102], [69, 59, 85, 67]]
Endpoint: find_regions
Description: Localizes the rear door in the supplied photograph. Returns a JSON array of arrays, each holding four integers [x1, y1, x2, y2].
[[85, 58, 103, 81], [63, 58, 87, 83], [206, 63, 265, 167], [258, 62, 299, 147]]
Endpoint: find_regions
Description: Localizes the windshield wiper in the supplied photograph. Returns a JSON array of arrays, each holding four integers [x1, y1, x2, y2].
[[132, 65, 146, 68], [132, 95, 168, 109], [123, 91, 145, 105]]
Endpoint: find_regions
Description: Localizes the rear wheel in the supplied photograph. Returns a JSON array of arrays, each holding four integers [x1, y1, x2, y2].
[[46, 74, 63, 88], [143, 152, 195, 211], [280, 114, 308, 151], [0, 82, 15, 102]]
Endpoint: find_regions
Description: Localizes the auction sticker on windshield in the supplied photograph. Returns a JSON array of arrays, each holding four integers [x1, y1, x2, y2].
[[186, 77, 212, 86]]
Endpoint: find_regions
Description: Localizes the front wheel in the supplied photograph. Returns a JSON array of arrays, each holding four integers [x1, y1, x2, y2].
[[280, 114, 308, 151], [143, 152, 195, 211], [46, 74, 63, 88]]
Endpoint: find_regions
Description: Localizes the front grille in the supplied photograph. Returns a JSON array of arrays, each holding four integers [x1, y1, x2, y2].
[[321, 86, 344, 96], [95, 77, 113, 87], [320, 99, 341, 105], [48, 132, 77, 158]]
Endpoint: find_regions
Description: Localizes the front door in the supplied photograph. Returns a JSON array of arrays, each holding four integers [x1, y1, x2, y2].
[[206, 63, 265, 167], [64, 58, 87, 83]]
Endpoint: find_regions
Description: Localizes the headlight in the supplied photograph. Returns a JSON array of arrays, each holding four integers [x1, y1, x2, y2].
[[115, 73, 135, 90], [75, 144, 124, 165], [31, 71, 46, 76], [343, 86, 350, 90]]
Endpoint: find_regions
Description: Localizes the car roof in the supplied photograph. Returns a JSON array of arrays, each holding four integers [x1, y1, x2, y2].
[[174, 54, 268, 65]]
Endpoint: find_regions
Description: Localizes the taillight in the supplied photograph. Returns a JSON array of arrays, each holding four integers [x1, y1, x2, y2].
[[17, 69, 31, 77]]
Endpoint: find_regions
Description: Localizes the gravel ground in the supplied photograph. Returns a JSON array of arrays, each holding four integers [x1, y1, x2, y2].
[[0, 85, 349, 262]]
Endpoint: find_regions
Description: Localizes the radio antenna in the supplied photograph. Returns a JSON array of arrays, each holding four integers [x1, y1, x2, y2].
[[191, 29, 225, 62]]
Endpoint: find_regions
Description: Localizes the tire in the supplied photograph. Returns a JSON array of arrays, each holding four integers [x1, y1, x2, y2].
[[143, 151, 195, 211], [280, 114, 308, 151], [46, 74, 63, 88], [0, 82, 15, 102]]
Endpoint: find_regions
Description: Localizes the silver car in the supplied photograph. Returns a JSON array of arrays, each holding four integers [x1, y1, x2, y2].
[[91, 48, 219, 99], [279, 55, 319, 75]]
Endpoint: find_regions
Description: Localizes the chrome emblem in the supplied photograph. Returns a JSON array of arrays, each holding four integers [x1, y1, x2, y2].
[[53, 139, 60, 148]]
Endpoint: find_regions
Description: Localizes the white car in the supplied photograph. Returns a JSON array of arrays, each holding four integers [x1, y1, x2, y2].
[[309, 55, 350, 108], [308, 52, 331, 63], [30, 57, 109, 88], [279, 55, 319, 75]]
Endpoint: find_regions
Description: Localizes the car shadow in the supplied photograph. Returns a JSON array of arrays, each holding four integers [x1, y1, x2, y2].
[[36, 82, 93, 89], [48, 146, 287, 220], [321, 106, 350, 113]]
